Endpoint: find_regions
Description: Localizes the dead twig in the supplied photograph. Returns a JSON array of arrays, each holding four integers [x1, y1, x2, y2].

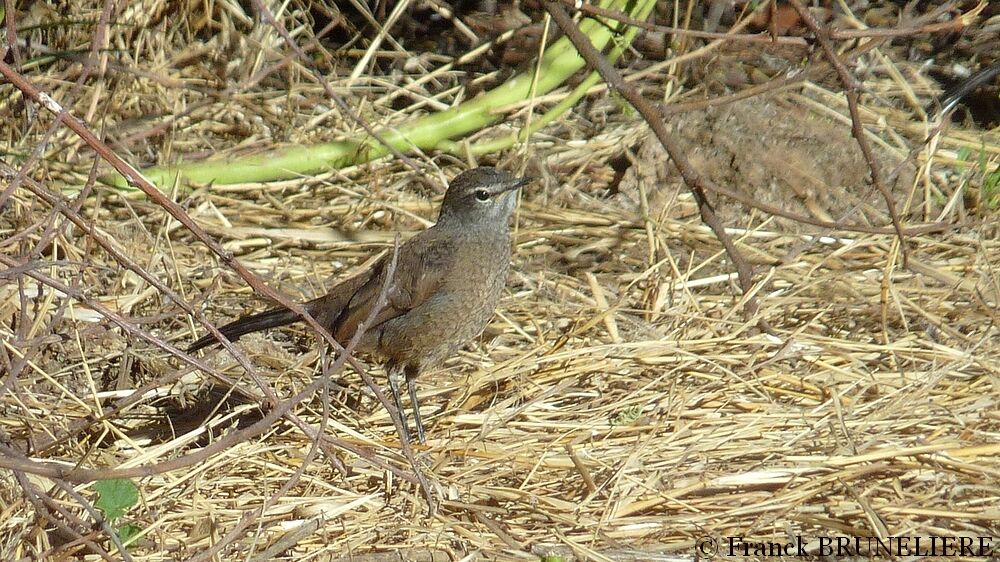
[[543, 0, 763, 325], [0, 59, 436, 510], [788, 0, 909, 265]]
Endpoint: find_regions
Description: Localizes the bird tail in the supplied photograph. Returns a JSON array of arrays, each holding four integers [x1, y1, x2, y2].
[[187, 306, 302, 352], [186, 263, 381, 353]]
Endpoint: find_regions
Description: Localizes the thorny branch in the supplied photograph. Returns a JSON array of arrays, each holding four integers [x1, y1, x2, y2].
[[0, 60, 436, 511], [543, 1, 764, 324], [248, 0, 437, 512], [787, 0, 909, 264], [541, 0, 967, 326]]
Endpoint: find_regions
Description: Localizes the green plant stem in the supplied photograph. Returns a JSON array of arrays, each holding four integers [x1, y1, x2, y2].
[[106, 0, 656, 189]]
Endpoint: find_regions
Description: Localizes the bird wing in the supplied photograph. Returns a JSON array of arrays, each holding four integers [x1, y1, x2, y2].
[[326, 231, 453, 344]]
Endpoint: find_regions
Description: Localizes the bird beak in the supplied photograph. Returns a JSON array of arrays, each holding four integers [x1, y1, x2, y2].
[[498, 176, 533, 194]]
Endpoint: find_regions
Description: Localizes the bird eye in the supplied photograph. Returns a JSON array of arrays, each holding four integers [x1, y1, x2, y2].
[[474, 189, 490, 202]]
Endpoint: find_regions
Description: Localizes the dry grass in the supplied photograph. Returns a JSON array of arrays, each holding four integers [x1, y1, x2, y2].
[[2, 1, 999, 561]]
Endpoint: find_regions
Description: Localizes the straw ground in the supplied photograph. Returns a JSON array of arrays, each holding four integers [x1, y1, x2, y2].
[[1, 1, 999, 560]]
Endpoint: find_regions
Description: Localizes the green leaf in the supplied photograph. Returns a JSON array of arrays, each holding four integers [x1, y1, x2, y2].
[[984, 164, 1000, 209], [610, 405, 643, 426], [94, 479, 139, 520], [118, 523, 143, 546]]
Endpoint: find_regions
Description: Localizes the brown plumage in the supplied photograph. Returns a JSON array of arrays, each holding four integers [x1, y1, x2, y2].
[[188, 167, 530, 442]]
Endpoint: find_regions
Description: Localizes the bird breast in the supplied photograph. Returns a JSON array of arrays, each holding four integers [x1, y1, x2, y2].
[[438, 231, 511, 334], [376, 229, 511, 368]]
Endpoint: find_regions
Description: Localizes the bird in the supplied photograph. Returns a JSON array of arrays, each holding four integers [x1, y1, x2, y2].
[[188, 167, 530, 443]]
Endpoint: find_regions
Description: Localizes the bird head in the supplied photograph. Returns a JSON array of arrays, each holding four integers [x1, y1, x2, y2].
[[438, 167, 531, 226]]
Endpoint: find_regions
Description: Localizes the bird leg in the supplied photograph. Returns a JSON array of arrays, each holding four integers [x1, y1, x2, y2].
[[406, 367, 426, 444], [387, 365, 412, 443]]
